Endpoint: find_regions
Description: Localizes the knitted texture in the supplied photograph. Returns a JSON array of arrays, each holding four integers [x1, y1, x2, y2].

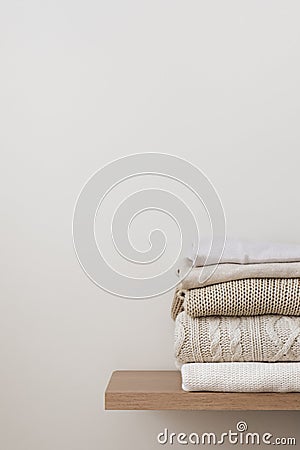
[[181, 362, 300, 392], [175, 312, 300, 364], [179, 262, 300, 290], [171, 278, 300, 320]]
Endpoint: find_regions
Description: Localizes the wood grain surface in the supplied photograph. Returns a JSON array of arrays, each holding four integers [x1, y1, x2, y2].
[[104, 370, 300, 411]]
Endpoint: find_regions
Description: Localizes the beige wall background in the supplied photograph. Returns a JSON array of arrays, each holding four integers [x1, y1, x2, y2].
[[1, 1, 300, 449]]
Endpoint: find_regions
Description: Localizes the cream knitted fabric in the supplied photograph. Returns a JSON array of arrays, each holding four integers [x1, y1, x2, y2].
[[175, 312, 300, 364], [181, 362, 300, 392], [179, 262, 300, 290], [171, 278, 300, 320]]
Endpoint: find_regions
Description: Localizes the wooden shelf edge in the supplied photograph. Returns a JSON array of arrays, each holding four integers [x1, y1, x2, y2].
[[104, 370, 300, 411]]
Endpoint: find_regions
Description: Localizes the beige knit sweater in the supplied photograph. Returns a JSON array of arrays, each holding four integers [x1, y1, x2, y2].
[[171, 278, 300, 320], [175, 312, 300, 364], [179, 262, 300, 290]]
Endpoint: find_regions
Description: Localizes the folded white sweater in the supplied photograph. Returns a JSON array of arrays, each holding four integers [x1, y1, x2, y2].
[[189, 238, 300, 267], [181, 362, 300, 392]]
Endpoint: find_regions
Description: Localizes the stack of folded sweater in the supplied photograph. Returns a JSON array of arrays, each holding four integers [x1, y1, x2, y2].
[[171, 239, 300, 392]]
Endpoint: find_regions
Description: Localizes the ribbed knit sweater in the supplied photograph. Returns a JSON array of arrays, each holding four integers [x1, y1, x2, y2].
[[172, 278, 300, 320]]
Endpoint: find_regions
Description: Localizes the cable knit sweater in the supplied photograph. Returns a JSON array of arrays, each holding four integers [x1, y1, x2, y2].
[[171, 278, 300, 320], [175, 312, 300, 364]]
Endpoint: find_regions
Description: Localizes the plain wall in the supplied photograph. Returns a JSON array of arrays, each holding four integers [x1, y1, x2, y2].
[[1, 1, 300, 449]]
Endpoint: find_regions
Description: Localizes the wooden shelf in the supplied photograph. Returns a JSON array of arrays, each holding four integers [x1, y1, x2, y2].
[[105, 370, 300, 411]]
